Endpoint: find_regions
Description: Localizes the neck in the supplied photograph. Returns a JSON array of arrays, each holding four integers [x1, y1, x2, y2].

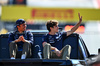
[[18, 29, 23, 33], [49, 31, 56, 35]]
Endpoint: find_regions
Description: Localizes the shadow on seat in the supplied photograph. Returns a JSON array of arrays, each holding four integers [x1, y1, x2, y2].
[[63, 34, 79, 59]]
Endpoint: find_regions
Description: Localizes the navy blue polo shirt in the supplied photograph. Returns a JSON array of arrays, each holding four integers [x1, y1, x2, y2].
[[8, 30, 34, 51], [42, 32, 67, 50]]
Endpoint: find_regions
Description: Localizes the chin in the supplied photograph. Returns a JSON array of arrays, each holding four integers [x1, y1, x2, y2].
[[56, 31, 59, 32], [23, 29, 26, 31]]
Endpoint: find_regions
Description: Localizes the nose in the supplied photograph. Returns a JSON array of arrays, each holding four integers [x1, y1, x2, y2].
[[24, 24, 27, 27], [25, 25, 27, 27], [57, 26, 59, 29]]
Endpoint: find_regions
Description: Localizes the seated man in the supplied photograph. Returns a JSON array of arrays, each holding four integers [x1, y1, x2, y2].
[[42, 13, 82, 60], [8, 19, 34, 59]]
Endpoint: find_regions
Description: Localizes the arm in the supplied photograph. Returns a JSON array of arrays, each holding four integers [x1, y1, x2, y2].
[[42, 42, 61, 57], [42, 42, 56, 50], [8, 32, 21, 44], [67, 13, 82, 36]]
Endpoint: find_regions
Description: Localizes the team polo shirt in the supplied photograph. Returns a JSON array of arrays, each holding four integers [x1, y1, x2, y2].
[[8, 30, 34, 51], [42, 32, 67, 50]]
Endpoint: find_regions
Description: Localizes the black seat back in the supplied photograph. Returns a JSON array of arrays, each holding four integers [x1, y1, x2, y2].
[[63, 34, 79, 59]]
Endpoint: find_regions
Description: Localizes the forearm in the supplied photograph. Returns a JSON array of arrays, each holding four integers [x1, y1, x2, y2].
[[71, 21, 81, 32], [51, 46, 57, 50], [42, 42, 57, 50], [23, 39, 31, 43], [14, 39, 19, 43]]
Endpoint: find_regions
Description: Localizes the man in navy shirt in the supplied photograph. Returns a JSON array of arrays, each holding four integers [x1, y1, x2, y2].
[[8, 19, 33, 59], [42, 13, 82, 60]]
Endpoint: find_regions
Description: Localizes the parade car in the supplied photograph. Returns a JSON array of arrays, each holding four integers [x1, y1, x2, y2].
[[0, 30, 97, 66]]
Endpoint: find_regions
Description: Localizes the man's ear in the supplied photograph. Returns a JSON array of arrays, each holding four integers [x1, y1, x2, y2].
[[17, 25, 20, 28], [50, 27, 52, 30]]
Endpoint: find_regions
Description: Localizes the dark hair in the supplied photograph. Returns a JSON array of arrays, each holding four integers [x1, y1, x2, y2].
[[46, 20, 58, 32]]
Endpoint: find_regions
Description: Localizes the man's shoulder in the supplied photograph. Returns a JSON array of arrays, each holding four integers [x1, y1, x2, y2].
[[44, 33, 49, 36], [57, 32, 67, 35], [8, 31, 16, 34], [42, 33, 49, 38], [25, 31, 33, 36], [8, 31, 16, 37], [26, 31, 32, 34]]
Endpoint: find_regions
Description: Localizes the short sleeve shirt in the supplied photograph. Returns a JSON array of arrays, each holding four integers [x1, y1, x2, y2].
[[42, 32, 67, 50]]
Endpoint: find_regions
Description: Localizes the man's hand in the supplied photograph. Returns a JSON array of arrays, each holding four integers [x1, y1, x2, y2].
[[78, 13, 82, 23], [14, 36, 22, 42], [54, 48, 61, 57], [14, 35, 26, 42]]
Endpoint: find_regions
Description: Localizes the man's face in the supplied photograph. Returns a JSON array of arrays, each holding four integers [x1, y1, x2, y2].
[[51, 25, 59, 33], [17, 23, 27, 32]]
